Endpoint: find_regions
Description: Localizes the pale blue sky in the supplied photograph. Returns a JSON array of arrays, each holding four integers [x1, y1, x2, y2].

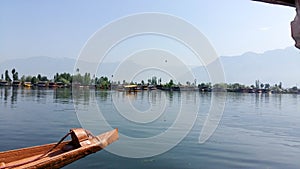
[[0, 0, 296, 62]]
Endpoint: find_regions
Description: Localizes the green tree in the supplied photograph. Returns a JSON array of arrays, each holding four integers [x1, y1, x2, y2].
[[166, 79, 174, 87], [5, 70, 11, 82], [279, 82, 282, 89], [37, 74, 42, 81], [11, 68, 15, 76], [54, 73, 59, 82], [151, 76, 157, 85], [83, 73, 91, 85], [41, 76, 48, 81], [73, 73, 83, 84], [213, 83, 227, 91], [31, 76, 37, 84], [255, 80, 260, 89], [20, 75, 26, 83], [25, 76, 32, 82], [11, 68, 19, 81], [1, 74, 3, 80], [56, 72, 72, 84], [96, 76, 110, 89], [264, 83, 270, 89], [13, 72, 19, 81]]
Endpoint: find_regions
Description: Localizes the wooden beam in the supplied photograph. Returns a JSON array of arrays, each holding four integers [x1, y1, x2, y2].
[[252, 0, 295, 7]]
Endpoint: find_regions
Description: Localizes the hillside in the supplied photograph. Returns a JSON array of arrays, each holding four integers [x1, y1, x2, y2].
[[0, 47, 299, 87]]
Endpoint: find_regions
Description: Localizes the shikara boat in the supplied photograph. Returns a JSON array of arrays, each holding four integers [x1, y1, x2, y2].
[[0, 128, 118, 169]]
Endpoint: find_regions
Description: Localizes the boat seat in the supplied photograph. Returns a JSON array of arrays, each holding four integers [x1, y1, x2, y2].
[[70, 128, 91, 147]]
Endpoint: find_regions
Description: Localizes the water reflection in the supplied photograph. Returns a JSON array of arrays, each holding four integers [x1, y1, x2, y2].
[[0, 87, 10, 102], [270, 94, 281, 111], [0, 87, 75, 105], [53, 88, 72, 104], [72, 88, 91, 105], [11, 87, 18, 104], [0, 87, 296, 120], [95, 90, 110, 101], [1, 87, 300, 168]]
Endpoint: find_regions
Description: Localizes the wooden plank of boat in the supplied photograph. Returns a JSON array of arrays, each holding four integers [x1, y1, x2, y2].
[[0, 128, 118, 169]]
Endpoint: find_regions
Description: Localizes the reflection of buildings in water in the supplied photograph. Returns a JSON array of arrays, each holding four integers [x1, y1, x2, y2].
[[125, 91, 138, 101], [20, 87, 36, 99]]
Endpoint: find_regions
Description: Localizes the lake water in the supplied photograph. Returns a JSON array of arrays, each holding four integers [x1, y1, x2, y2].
[[0, 87, 300, 169]]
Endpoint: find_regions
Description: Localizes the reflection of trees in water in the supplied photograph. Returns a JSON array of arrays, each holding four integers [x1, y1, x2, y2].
[[95, 91, 109, 101], [35, 88, 48, 104], [0, 87, 74, 105], [73, 88, 91, 105], [53, 88, 72, 104], [253, 93, 283, 112], [0, 87, 18, 107], [0, 87, 10, 102], [36, 88, 47, 99], [166, 91, 173, 103], [20, 87, 36, 99], [182, 91, 198, 104], [199, 92, 212, 104], [254, 93, 267, 105], [11, 87, 18, 104]]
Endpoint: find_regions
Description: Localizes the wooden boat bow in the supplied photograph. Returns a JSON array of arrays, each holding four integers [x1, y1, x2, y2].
[[0, 128, 118, 169]]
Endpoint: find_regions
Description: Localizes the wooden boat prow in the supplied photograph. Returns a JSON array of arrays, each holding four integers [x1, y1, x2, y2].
[[0, 128, 118, 169]]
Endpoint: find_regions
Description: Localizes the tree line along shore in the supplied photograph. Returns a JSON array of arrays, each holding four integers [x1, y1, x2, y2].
[[0, 68, 299, 94]]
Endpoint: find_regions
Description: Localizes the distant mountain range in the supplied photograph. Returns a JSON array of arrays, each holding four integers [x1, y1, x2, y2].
[[0, 47, 299, 87], [221, 46, 300, 87], [0, 56, 76, 79]]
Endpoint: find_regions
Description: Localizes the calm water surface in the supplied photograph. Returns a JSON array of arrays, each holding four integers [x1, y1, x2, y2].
[[0, 87, 299, 169]]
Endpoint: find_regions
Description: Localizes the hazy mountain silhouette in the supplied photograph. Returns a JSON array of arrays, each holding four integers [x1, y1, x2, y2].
[[220, 46, 300, 87], [0, 47, 299, 87], [0, 56, 76, 78], [189, 46, 300, 87]]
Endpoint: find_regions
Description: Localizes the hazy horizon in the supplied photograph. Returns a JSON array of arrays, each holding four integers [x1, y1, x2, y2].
[[0, 46, 299, 88]]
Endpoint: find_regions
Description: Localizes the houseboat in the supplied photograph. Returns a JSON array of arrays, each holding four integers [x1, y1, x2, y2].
[[37, 81, 48, 87], [12, 81, 21, 87], [24, 82, 33, 88]]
